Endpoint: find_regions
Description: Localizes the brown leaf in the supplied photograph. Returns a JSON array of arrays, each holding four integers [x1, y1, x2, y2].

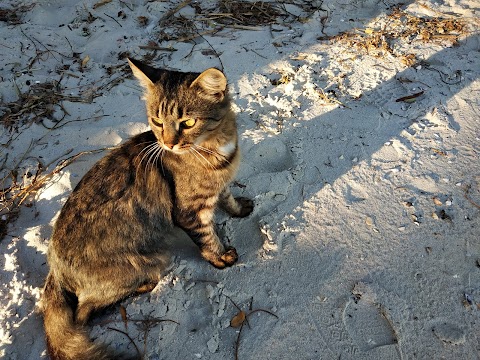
[[93, 0, 112, 9], [230, 311, 246, 328], [119, 305, 128, 330], [81, 55, 90, 68]]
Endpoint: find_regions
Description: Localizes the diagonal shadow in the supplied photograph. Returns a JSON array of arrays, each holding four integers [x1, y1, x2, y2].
[[235, 33, 479, 252], [222, 32, 479, 359]]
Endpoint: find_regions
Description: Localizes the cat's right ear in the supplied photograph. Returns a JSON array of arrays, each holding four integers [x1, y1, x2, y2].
[[128, 58, 159, 89], [190, 68, 227, 101]]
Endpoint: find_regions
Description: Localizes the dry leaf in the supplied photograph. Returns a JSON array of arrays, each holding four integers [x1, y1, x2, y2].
[[81, 55, 90, 68], [230, 311, 246, 328], [401, 54, 416, 67], [364, 28, 374, 35], [119, 305, 128, 330], [365, 216, 373, 226], [93, 0, 112, 9]]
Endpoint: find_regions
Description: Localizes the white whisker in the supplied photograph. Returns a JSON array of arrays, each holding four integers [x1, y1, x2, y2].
[[137, 142, 158, 165], [159, 148, 166, 176], [145, 145, 161, 176], [188, 148, 206, 169], [153, 147, 164, 171], [194, 144, 231, 165], [136, 142, 159, 179], [190, 147, 215, 169], [194, 145, 216, 155]]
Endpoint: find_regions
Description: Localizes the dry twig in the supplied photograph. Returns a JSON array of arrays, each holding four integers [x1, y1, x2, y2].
[[100, 308, 179, 359], [464, 184, 480, 210], [107, 327, 142, 359], [226, 296, 278, 360]]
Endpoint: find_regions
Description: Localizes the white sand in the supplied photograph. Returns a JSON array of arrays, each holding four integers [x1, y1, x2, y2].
[[1, 0, 479, 359]]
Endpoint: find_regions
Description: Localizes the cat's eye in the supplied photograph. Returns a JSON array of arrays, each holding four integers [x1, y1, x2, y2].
[[151, 117, 163, 127], [181, 118, 196, 128]]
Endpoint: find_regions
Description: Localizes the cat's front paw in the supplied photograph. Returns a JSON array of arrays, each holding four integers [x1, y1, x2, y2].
[[233, 197, 254, 218], [208, 247, 238, 269]]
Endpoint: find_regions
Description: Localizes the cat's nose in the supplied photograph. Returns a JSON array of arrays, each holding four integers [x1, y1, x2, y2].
[[163, 143, 175, 150]]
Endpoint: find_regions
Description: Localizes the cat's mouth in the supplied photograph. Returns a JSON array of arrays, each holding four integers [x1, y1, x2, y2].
[[161, 143, 191, 154]]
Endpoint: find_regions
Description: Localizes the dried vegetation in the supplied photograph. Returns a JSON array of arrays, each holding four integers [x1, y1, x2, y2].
[[319, 7, 469, 65], [0, 4, 35, 25]]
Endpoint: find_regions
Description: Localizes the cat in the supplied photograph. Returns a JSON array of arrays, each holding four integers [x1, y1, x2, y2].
[[41, 58, 254, 360]]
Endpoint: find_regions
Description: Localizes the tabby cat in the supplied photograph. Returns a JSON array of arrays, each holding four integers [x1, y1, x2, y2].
[[41, 58, 253, 360]]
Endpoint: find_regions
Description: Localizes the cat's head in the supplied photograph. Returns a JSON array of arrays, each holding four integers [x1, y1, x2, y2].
[[128, 58, 233, 154]]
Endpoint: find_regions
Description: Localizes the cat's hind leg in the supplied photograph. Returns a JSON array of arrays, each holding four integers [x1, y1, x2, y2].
[[75, 287, 132, 325], [135, 281, 158, 294], [219, 187, 254, 218], [75, 276, 159, 324]]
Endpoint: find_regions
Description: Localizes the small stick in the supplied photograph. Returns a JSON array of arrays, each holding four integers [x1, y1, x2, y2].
[[107, 327, 142, 359], [119, 0, 133, 11], [104, 13, 122, 27], [159, 0, 192, 26], [226, 24, 263, 31], [227, 296, 278, 360], [176, 29, 217, 43], [194, 25, 224, 71], [247, 308, 279, 319], [464, 184, 480, 209], [234, 321, 245, 360], [138, 45, 177, 52], [99, 317, 180, 327], [395, 91, 424, 103]]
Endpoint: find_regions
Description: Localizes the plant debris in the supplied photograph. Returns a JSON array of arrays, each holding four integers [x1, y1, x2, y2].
[[155, 0, 302, 43], [463, 183, 480, 210], [100, 306, 179, 359], [395, 90, 425, 103], [0, 4, 35, 25], [226, 296, 278, 360], [0, 81, 80, 132], [93, 0, 113, 9], [213, 0, 281, 27], [318, 8, 468, 61], [0, 148, 107, 242], [230, 310, 247, 328]]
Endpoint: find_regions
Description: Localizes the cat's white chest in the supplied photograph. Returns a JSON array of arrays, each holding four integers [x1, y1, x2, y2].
[[218, 141, 236, 157]]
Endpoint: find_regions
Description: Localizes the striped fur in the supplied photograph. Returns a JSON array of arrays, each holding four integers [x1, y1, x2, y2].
[[41, 59, 253, 360]]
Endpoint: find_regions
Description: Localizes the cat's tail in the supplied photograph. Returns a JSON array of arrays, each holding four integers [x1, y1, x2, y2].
[[41, 273, 112, 360]]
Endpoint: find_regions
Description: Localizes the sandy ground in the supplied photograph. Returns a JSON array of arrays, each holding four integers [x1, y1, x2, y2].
[[1, 0, 479, 359]]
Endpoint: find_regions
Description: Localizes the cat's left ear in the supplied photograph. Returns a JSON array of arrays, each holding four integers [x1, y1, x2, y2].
[[128, 58, 159, 89], [190, 68, 227, 101]]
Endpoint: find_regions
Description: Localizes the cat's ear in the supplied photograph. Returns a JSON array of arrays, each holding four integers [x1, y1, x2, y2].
[[190, 68, 227, 101], [128, 58, 160, 89]]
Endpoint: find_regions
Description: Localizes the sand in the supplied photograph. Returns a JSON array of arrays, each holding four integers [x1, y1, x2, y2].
[[1, 0, 479, 359]]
